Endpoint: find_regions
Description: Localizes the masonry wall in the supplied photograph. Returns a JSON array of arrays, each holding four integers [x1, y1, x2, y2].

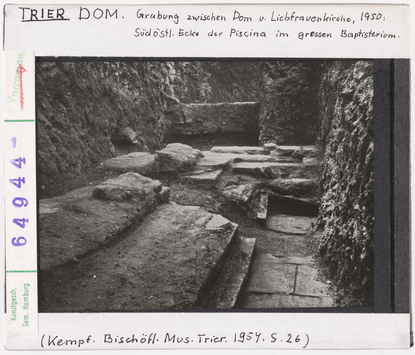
[[172, 61, 262, 104], [163, 102, 260, 146], [316, 61, 374, 305], [258, 61, 324, 145]]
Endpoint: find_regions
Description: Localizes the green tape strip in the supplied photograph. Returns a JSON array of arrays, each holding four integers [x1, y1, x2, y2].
[[6, 270, 37, 273], [4, 120, 35, 122]]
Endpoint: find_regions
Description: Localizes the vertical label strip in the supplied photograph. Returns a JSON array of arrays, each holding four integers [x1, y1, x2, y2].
[[4, 51, 38, 338]]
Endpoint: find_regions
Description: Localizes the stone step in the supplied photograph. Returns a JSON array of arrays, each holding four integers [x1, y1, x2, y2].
[[202, 151, 298, 164], [266, 213, 315, 235], [181, 169, 224, 186], [194, 235, 257, 309], [234, 155, 298, 163], [232, 161, 318, 179], [272, 145, 318, 159], [40, 202, 240, 311], [211, 146, 270, 155], [197, 152, 234, 169]]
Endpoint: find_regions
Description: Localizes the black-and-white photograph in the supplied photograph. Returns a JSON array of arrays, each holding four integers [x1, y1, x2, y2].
[[37, 59, 374, 312]]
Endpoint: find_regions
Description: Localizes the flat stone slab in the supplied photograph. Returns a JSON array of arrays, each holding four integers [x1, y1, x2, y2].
[[243, 293, 329, 308], [319, 296, 335, 307], [233, 154, 295, 163], [39, 175, 169, 271], [266, 214, 314, 235], [181, 169, 223, 185], [295, 265, 332, 297], [247, 253, 296, 293], [232, 162, 315, 179], [198, 152, 235, 168], [205, 214, 232, 232], [211, 146, 269, 155], [40, 202, 239, 311], [242, 251, 335, 308], [202, 151, 293, 165], [100, 152, 156, 175]]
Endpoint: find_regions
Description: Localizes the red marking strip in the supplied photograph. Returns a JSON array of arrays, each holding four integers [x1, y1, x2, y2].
[[17, 65, 27, 110]]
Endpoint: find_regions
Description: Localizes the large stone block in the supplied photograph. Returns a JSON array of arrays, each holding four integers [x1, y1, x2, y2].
[[92, 172, 162, 202], [38, 175, 169, 271], [220, 184, 255, 205], [100, 152, 156, 175], [155, 143, 204, 172]]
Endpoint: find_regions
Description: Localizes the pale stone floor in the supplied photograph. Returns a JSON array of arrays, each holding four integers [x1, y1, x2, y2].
[[242, 216, 335, 309]]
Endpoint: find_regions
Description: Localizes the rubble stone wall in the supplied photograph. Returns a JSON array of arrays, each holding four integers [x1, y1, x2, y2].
[[171, 61, 262, 104], [164, 102, 260, 141], [316, 61, 374, 305], [259, 61, 324, 145]]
